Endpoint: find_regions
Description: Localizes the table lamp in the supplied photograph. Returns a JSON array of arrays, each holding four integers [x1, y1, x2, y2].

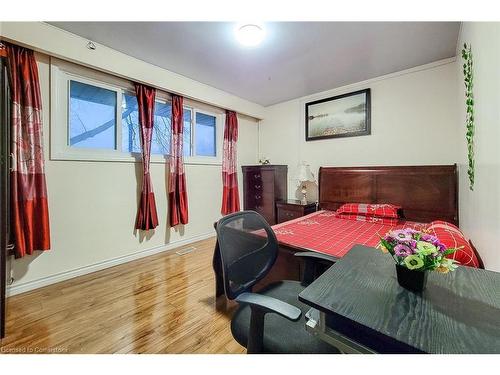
[[296, 163, 316, 204]]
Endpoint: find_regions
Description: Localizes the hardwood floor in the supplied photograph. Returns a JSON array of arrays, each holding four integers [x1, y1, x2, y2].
[[0, 237, 245, 354]]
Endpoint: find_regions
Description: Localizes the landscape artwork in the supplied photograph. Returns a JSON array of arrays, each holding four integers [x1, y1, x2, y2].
[[305, 88, 371, 141]]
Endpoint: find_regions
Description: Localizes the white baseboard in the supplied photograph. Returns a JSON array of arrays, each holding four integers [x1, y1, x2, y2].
[[6, 231, 215, 297]]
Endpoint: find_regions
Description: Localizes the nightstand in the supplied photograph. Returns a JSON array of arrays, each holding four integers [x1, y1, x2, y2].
[[276, 200, 318, 224]]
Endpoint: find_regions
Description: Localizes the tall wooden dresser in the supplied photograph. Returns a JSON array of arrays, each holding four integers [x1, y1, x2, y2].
[[242, 165, 288, 225]]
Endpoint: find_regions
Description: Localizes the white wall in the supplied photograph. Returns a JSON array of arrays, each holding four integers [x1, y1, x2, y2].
[[456, 23, 500, 272], [259, 60, 460, 202], [6, 54, 259, 295]]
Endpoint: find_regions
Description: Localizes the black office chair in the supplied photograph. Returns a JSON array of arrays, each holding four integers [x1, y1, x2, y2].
[[216, 210, 340, 354]]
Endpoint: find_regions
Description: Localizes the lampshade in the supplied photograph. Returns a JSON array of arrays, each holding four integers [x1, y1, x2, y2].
[[296, 164, 315, 183]]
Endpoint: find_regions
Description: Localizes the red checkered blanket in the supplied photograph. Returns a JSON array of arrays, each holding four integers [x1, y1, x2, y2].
[[272, 210, 427, 258]]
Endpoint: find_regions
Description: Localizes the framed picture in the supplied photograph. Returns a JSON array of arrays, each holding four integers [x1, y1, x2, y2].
[[305, 88, 371, 141]]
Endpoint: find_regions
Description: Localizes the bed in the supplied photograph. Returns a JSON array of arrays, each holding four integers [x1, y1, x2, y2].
[[271, 210, 427, 258], [213, 164, 459, 299]]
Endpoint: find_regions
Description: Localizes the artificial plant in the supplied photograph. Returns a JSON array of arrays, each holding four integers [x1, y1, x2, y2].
[[461, 43, 475, 191]]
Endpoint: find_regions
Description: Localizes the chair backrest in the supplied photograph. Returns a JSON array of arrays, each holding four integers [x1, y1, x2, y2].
[[215, 211, 278, 300]]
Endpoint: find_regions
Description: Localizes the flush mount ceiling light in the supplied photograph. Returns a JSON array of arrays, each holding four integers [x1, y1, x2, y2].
[[235, 24, 265, 47]]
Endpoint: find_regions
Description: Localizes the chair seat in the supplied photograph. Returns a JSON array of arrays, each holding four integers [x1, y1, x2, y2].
[[231, 280, 340, 354]]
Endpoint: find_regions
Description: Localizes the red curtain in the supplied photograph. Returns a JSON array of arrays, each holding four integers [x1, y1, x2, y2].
[[134, 83, 159, 230], [168, 95, 189, 226], [6, 43, 50, 257], [221, 110, 240, 215]]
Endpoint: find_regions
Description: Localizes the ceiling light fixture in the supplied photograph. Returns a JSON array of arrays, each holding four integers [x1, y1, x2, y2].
[[235, 24, 265, 47]]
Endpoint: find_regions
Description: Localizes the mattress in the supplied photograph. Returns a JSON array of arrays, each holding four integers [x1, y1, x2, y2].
[[272, 210, 427, 258]]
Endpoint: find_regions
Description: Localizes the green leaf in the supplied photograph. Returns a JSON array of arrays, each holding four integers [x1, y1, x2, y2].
[[444, 247, 460, 256]]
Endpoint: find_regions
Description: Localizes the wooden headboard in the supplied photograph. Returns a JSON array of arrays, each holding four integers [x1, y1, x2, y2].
[[318, 165, 458, 225]]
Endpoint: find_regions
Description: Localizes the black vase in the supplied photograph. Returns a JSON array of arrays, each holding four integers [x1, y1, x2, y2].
[[395, 265, 428, 293]]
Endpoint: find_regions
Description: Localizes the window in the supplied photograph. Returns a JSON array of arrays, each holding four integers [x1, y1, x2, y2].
[[121, 93, 192, 157], [69, 81, 117, 149], [52, 61, 222, 164], [195, 112, 217, 157]]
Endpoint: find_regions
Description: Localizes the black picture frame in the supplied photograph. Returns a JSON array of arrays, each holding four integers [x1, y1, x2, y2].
[[305, 88, 371, 141]]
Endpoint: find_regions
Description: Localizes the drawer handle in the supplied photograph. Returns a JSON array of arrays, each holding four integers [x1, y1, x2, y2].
[[254, 174, 261, 178], [254, 185, 261, 189], [255, 195, 262, 199]]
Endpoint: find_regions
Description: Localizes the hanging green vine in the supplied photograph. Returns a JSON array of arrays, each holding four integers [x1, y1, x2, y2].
[[461, 43, 475, 191]]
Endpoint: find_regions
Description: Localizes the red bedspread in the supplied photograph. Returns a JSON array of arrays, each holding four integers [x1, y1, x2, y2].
[[272, 210, 427, 258]]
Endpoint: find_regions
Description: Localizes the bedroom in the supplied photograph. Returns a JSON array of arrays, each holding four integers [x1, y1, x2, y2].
[[1, 0, 499, 370]]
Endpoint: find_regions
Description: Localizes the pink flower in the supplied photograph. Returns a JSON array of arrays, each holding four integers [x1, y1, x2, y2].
[[394, 244, 413, 257], [390, 229, 413, 242], [437, 242, 447, 252], [421, 234, 439, 244]]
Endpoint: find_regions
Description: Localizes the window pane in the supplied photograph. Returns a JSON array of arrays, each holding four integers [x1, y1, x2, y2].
[[195, 112, 216, 157], [122, 95, 172, 155], [183, 108, 192, 157], [153, 101, 172, 155], [121, 93, 141, 153], [121, 96, 194, 157], [69, 81, 117, 149]]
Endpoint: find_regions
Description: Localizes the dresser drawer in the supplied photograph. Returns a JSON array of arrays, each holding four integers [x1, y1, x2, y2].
[[277, 208, 302, 223], [246, 181, 265, 196], [245, 170, 274, 190], [246, 191, 273, 208], [276, 200, 317, 224], [244, 170, 263, 183]]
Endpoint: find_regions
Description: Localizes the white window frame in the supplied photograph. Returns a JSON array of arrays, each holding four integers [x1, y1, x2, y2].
[[191, 108, 223, 163], [50, 62, 223, 165]]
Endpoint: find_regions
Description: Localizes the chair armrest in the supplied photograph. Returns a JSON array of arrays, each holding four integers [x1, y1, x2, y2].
[[236, 292, 302, 353], [294, 251, 337, 263], [235, 292, 301, 321]]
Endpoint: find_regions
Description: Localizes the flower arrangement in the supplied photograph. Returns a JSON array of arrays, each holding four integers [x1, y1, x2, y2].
[[380, 228, 460, 273]]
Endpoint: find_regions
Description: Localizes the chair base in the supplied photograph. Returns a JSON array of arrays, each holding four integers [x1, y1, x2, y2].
[[231, 280, 340, 354]]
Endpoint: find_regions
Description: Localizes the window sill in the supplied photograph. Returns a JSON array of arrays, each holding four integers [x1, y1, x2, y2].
[[50, 152, 222, 166]]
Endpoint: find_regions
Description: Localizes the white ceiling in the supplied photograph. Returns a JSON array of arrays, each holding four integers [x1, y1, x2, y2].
[[49, 22, 460, 106]]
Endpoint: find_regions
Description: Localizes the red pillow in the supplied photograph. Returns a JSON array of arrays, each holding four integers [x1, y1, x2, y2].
[[426, 221, 480, 268], [336, 203, 401, 219], [427, 220, 463, 237]]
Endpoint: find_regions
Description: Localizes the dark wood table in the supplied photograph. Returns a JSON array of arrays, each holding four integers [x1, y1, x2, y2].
[[299, 245, 500, 354]]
